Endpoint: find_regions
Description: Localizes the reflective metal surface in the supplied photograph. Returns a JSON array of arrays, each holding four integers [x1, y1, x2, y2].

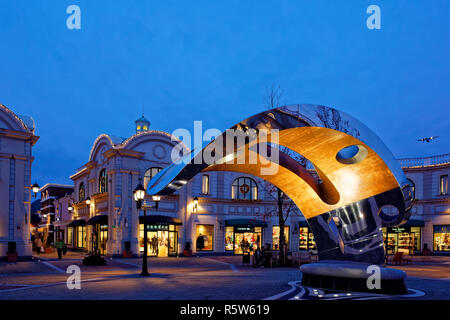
[[147, 104, 412, 264]]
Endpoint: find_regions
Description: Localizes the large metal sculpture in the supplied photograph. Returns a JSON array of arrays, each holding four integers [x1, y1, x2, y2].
[[147, 104, 412, 269]]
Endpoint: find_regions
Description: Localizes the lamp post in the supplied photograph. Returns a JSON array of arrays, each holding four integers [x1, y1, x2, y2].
[[134, 183, 160, 277], [85, 197, 96, 255], [32, 182, 40, 198]]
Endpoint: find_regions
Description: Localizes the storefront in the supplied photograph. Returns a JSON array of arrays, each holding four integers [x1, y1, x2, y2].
[[196, 224, 214, 252], [298, 221, 316, 251], [66, 219, 87, 250], [382, 219, 424, 254], [139, 215, 182, 257], [433, 225, 450, 252], [87, 215, 108, 255], [272, 226, 289, 250], [225, 219, 267, 254]]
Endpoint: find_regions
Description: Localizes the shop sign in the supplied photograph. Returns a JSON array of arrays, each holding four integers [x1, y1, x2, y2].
[[147, 224, 169, 231], [235, 226, 253, 232], [388, 226, 410, 233], [433, 225, 450, 233]]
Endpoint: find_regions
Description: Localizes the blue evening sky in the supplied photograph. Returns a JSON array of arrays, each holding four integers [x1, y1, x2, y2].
[[0, 0, 449, 185]]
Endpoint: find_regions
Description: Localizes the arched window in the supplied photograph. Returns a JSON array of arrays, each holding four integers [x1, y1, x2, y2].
[[79, 183, 86, 202], [99, 169, 108, 193], [407, 178, 415, 201], [144, 167, 163, 189], [232, 177, 258, 200]]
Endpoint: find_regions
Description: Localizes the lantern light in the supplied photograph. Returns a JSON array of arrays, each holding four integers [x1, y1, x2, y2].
[[134, 183, 146, 201], [31, 182, 40, 198]]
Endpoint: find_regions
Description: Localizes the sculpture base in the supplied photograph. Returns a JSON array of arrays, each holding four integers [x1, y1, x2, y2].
[[300, 260, 407, 295]]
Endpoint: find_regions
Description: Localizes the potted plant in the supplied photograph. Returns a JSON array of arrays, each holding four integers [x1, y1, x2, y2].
[[123, 241, 133, 258], [183, 242, 192, 257], [7, 242, 18, 262], [82, 253, 106, 266]]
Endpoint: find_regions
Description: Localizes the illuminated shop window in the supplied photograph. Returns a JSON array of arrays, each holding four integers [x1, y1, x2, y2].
[[433, 225, 450, 252], [272, 226, 289, 250], [299, 227, 316, 251], [144, 167, 162, 189], [225, 226, 234, 251], [196, 225, 214, 251], [231, 177, 258, 200], [67, 227, 73, 245], [202, 175, 210, 194], [234, 227, 262, 254], [77, 226, 86, 248]]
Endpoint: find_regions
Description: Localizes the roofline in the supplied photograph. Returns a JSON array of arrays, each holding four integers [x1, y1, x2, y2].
[[39, 183, 74, 191]]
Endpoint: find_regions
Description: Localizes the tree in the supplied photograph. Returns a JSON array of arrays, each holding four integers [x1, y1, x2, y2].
[[262, 84, 302, 266]]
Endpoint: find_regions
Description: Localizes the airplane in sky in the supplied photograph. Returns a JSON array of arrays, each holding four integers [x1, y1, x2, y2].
[[417, 136, 439, 143]]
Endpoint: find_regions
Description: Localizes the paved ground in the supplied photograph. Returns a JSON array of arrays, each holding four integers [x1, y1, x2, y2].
[[0, 253, 449, 300]]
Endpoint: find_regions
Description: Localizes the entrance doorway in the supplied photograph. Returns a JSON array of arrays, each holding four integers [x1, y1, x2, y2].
[[147, 231, 168, 257], [225, 225, 263, 254], [139, 224, 179, 257]]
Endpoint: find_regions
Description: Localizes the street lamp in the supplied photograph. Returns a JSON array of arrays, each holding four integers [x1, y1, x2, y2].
[[86, 197, 91, 205], [193, 196, 199, 213], [134, 183, 160, 277], [32, 182, 40, 198]]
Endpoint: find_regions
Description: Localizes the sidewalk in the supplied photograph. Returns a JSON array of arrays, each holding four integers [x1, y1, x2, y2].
[[32, 250, 86, 261]]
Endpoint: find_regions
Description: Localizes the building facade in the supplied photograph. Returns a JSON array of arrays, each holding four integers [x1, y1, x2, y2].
[[64, 117, 306, 257], [61, 116, 449, 257], [396, 154, 450, 254], [0, 104, 39, 260], [37, 184, 74, 247]]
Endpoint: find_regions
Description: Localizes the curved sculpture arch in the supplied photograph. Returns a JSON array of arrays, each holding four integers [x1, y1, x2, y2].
[[147, 104, 412, 264]]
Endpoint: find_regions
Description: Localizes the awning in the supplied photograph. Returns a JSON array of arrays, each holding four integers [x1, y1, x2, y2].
[[299, 220, 309, 227], [67, 219, 86, 227], [225, 219, 268, 228], [399, 219, 425, 227], [139, 215, 182, 225], [87, 215, 108, 225]]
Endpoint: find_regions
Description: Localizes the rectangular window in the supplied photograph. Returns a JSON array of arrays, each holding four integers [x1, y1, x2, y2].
[[440, 175, 448, 195], [225, 226, 234, 251], [433, 225, 450, 252], [196, 224, 214, 251], [202, 175, 210, 195], [77, 226, 86, 248], [299, 227, 308, 250], [67, 227, 73, 245], [411, 227, 421, 251], [272, 226, 289, 250]]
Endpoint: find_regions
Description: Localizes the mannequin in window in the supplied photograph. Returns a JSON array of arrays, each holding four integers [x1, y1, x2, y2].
[[196, 233, 205, 251]]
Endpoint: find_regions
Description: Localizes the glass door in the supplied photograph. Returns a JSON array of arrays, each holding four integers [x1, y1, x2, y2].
[[99, 225, 108, 255], [147, 231, 158, 256], [234, 232, 261, 254], [157, 231, 168, 257], [168, 231, 178, 256]]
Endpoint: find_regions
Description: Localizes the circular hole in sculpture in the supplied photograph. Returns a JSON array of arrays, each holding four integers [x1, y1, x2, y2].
[[336, 145, 368, 164], [378, 205, 400, 223]]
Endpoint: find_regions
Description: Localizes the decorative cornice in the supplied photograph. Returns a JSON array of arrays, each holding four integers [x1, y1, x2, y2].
[[0, 103, 35, 133], [70, 167, 89, 180]]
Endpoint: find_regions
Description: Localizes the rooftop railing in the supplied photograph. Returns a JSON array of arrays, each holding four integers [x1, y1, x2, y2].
[[398, 153, 450, 168]]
